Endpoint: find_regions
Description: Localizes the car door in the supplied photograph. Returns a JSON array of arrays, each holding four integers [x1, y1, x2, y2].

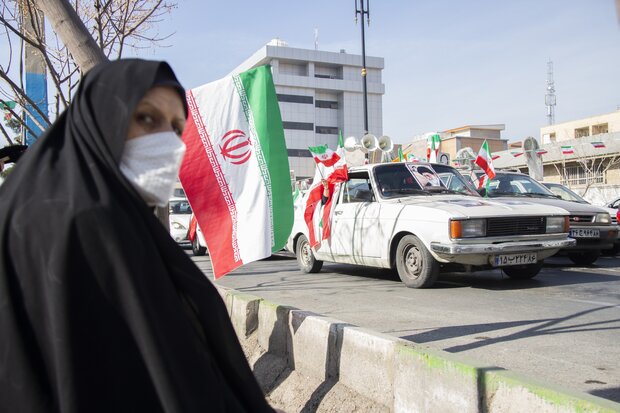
[[329, 176, 374, 261]]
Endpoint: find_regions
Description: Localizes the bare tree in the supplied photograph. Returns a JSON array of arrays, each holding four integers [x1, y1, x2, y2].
[[552, 149, 620, 197], [0, 0, 177, 142]]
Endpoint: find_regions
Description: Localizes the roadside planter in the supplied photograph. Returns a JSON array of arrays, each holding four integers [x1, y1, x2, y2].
[[287, 162, 575, 288]]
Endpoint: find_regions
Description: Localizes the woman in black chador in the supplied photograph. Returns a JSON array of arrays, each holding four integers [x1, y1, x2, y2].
[[0, 59, 275, 412]]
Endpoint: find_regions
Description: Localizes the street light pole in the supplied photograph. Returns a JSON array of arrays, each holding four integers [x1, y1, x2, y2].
[[355, 0, 370, 137]]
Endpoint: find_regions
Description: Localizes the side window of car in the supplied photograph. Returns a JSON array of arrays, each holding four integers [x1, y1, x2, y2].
[[342, 178, 373, 203]]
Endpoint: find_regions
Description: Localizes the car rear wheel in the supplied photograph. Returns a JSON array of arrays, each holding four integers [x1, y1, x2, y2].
[[192, 238, 207, 256], [296, 235, 323, 273], [395, 235, 439, 288], [568, 251, 600, 266], [502, 262, 543, 279]]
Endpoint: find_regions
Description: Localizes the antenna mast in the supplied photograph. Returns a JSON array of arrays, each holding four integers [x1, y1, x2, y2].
[[545, 60, 556, 125]]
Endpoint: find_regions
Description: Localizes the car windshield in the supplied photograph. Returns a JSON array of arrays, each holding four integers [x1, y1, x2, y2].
[[543, 183, 588, 203], [374, 163, 446, 199], [476, 172, 558, 198], [169, 199, 192, 214], [431, 164, 480, 196]]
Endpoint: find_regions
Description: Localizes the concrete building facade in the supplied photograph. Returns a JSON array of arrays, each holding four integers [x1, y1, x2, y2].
[[540, 109, 620, 143], [231, 39, 385, 179]]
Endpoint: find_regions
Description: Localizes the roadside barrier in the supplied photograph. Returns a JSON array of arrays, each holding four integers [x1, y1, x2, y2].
[[219, 287, 620, 413]]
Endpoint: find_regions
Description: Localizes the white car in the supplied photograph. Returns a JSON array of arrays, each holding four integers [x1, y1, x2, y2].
[[168, 197, 192, 246], [287, 162, 575, 288]]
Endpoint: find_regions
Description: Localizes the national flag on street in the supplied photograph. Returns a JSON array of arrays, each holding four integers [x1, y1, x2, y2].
[[536, 149, 548, 155], [561, 145, 574, 155], [179, 65, 293, 279], [427, 133, 441, 162], [511, 151, 524, 157], [591, 141, 606, 148], [492, 155, 500, 160], [308, 144, 341, 167], [475, 140, 496, 181]]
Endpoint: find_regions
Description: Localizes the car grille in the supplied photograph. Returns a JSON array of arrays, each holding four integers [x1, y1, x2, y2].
[[487, 216, 546, 237], [569, 214, 595, 224]]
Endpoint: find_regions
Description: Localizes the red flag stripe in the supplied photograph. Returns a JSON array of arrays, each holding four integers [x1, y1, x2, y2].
[[180, 91, 241, 278], [475, 157, 496, 180]]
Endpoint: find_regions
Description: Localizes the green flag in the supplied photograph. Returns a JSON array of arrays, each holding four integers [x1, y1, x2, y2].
[[398, 147, 405, 162], [338, 130, 344, 148]]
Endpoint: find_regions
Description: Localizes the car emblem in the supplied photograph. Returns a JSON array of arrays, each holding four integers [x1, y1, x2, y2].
[[220, 129, 252, 165]]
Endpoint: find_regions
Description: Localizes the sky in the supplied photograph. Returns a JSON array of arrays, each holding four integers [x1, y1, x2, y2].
[[20, 1, 620, 145]]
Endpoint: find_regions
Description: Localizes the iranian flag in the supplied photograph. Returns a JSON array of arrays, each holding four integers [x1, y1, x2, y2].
[[561, 145, 574, 155], [427, 133, 441, 162], [179, 65, 293, 279], [591, 141, 605, 148], [309, 144, 341, 167], [475, 140, 496, 181]]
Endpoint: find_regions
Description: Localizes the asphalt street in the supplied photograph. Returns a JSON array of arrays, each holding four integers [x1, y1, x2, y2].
[[190, 252, 620, 403]]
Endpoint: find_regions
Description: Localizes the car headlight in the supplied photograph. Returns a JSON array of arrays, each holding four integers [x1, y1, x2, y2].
[[450, 219, 486, 238], [546, 216, 568, 233], [171, 221, 186, 230], [595, 213, 611, 224]]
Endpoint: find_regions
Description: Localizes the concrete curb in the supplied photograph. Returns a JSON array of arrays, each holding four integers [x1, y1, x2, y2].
[[219, 287, 620, 413]]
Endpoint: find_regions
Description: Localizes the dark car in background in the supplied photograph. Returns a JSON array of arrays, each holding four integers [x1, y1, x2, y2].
[[466, 170, 617, 265]]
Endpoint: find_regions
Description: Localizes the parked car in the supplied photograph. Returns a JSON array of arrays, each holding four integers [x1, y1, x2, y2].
[[607, 197, 620, 210], [188, 213, 208, 256], [466, 170, 617, 265], [168, 197, 192, 246], [287, 162, 574, 288], [542, 182, 619, 256]]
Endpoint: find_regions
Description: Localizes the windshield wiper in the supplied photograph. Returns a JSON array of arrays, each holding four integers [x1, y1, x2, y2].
[[383, 188, 430, 197], [520, 192, 558, 198], [426, 187, 472, 195]]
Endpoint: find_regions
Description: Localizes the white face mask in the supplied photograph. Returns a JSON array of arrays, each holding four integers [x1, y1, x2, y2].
[[119, 131, 186, 207]]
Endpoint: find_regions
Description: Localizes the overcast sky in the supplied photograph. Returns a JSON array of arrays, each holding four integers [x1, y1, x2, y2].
[[68, 1, 620, 144]]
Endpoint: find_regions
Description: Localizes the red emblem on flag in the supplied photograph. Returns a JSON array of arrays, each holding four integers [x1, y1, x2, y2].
[[219, 129, 252, 165]]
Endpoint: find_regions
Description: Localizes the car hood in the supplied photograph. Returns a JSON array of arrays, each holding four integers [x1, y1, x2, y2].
[[489, 196, 609, 214], [392, 195, 568, 219]]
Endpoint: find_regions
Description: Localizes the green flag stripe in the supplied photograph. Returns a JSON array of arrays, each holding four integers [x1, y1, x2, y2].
[[308, 144, 328, 154], [239, 65, 293, 251]]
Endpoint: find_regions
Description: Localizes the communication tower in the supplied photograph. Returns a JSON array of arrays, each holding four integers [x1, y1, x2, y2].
[[545, 60, 556, 125]]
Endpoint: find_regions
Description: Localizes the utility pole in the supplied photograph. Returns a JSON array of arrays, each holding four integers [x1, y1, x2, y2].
[[355, 0, 370, 136]]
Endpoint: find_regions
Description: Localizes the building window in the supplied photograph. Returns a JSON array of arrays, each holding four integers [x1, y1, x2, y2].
[[277, 94, 313, 104], [315, 126, 339, 134], [561, 165, 604, 186], [287, 148, 313, 157], [592, 123, 608, 135], [574, 127, 589, 138], [282, 121, 314, 131], [315, 100, 338, 109], [549, 132, 556, 142]]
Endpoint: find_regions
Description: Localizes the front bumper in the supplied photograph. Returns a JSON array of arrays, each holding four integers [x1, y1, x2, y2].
[[565, 225, 618, 251], [430, 238, 576, 255]]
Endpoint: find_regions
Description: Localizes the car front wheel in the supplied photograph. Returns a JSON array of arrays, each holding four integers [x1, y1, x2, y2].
[[502, 262, 543, 279], [296, 234, 323, 273], [192, 238, 207, 256], [568, 251, 600, 266], [395, 235, 439, 288]]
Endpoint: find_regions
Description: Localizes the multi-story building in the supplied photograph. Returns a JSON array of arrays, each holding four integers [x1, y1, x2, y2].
[[231, 39, 384, 179], [493, 109, 620, 205]]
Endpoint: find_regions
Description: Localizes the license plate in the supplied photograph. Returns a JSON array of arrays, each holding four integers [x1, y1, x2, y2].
[[569, 228, 600, 238], [493, 253, 537, 267]]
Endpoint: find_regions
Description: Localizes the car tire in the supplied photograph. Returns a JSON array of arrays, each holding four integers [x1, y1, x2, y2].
[[192, 238, 206, 256], [395, 235, 439, 288], [502, 261, 543, 279], [296, 234, 323, 273], [568, 251, 600, 266]]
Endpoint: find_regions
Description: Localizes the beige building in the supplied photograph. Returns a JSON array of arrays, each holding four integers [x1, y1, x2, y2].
[[540, 109, 620, 143], [493, 112, 620, 205], [402, 124, 508, 163]]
